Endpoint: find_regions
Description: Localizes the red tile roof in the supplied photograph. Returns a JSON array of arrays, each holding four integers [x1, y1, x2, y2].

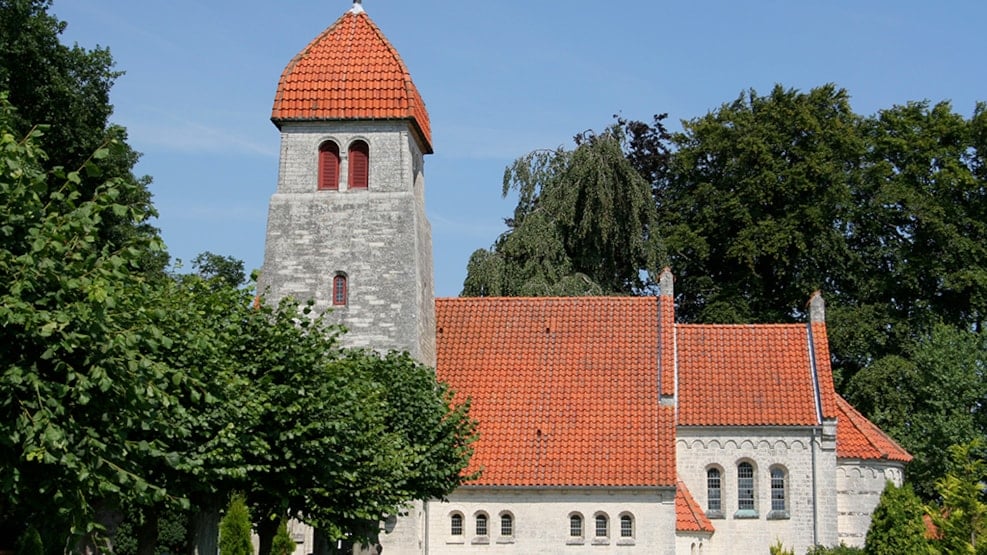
[[677, 324, 823, 426], [676, 481, 715, 533], [435, 297, 676, 488], [271, 7, 433, 153], [835, 394, 912, 462]]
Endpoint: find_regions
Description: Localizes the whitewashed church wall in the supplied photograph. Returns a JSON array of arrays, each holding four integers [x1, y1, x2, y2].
[[836, 460, 905, 548], [424, 488, 676, 555], [677, 427, 838, 554]]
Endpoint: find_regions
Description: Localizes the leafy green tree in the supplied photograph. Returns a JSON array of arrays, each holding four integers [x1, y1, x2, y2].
[[192, 251, 247, 288], [864, 481, 930, 555], [0, 0, 164, 275], [927, 441, 987, 554], [462, 126, 662, 296], [219, 494, 253, 555], [0, 101, 177, 549], [849, 324, 987, 498], [14, 525, 43, 555], [654, 84, 863, 326]]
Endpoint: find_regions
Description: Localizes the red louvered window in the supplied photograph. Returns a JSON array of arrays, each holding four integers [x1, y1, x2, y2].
[[318, 141, 340, 190], [332, 274, 347, 306], [348, 140, 369, 189]]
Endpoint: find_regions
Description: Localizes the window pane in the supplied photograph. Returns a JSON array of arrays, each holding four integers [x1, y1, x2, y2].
[[771, 468, 786, 511], [450, 514, 462, 536], [475, 514, 487, 536], [707, 468, 722, 511], [738, 462, 754, 510], [569, 515, 582, 537], [620, 515, 633, 538], [595, 515, 608, 537], [500, 514, 513, 536]]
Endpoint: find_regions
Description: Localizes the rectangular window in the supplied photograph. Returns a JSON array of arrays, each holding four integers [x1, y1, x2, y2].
[[475, 514, 488, 536], [707, 468, 722, 512], [738, 463, 755, 511], [771, 469, 786, 511], [569, 516, 583, 537], [595, 515, 608, 538]]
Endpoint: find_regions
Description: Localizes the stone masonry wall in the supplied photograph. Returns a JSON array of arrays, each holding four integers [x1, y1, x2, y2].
[[425, 488, 676, 555], [677, 427, 838, 554], [836, 460, 905, 548]]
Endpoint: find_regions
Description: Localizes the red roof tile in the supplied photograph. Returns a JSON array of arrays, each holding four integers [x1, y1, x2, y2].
[[677, 324, 822, 426], [435, 297, 676, 488], [676, 481, 715, 533], [272, 7, 432, 153], [835, 394, 912, 462]]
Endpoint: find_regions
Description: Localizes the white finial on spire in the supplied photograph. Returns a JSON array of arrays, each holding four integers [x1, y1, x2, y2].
[[351, 0, 364, 14]]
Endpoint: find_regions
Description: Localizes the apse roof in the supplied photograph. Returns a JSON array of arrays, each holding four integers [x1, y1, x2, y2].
[[272, 4, 432, 152], [835, 394, 912, 463]]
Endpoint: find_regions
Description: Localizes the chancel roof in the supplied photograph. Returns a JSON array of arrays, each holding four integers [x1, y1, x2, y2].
[[271, 5, 432, 152], [676, 323, 838, 426], [436, 297, 677, 488]]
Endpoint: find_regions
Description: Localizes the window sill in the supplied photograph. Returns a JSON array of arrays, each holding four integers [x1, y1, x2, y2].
[[496, 537, 515, 544], [445, 538, 465, 545], [767, 510, 790, 520], [705, 510, 725, 520], [734, 509, 759, 519], [471, 537, 489, 545], [591, 538, 611, 545], [566, 538, 585, 545], [617, 538, 636, 546]]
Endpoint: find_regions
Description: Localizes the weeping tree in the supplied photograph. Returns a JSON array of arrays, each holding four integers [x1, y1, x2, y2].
[[463, 125, 663, 296]]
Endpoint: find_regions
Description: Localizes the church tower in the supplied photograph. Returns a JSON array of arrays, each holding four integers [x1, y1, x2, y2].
[[260, 1, 435, 367]]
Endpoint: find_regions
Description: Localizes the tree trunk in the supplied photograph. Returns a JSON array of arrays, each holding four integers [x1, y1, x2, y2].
[[255, 518, 278, 555], [188, 504, 220, 555], [135, 507, 160, 555], [312, 529, 330, 555]]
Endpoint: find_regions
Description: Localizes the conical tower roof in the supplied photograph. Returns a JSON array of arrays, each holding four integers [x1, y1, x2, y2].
[[272, 3, 432, 153]]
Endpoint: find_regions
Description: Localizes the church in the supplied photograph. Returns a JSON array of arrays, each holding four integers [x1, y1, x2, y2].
[[258, 3, 910, 553]]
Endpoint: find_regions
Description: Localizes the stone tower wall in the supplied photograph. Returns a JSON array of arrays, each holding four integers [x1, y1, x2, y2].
[[259, 119, 435, 365]]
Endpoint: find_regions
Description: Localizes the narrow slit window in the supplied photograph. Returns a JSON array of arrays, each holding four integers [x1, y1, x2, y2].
[[771, 467, 786, 511], [332, 274, 347, 306], [620, 514, 633, 538], [450, 514, 463, 536], [707, 467, 722, 512], [738, 462, 755, 511], [348, 140, 369, 189], [475, 513, 488, 537]]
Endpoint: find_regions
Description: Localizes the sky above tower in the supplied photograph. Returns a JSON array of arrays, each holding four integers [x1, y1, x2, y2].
[[52, 0, 987, 297]]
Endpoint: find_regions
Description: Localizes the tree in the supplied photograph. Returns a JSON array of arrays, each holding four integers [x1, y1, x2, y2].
[[849, 324, 987, 498], [192, 251, 246, 288], [927, 441, 987, 554], [462, 126, 662, 296], [0, 0, 165, 275], [270, 519, 296, 555], [864, 481, 930, 555], [219, 494, 253, 555], [0, 100, 178, 550], [652, 84, 863, 326]]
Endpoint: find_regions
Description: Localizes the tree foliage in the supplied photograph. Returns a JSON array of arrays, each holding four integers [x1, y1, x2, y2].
[[0, 0, 164, 275], [218, 494, 253, 555], [927, 441, 987, 554], [462, 126, 662, 296], [864, 481, 930, 555]]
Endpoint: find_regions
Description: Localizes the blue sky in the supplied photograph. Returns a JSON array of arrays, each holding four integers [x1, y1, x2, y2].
[[52, 1, 986, 297]]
